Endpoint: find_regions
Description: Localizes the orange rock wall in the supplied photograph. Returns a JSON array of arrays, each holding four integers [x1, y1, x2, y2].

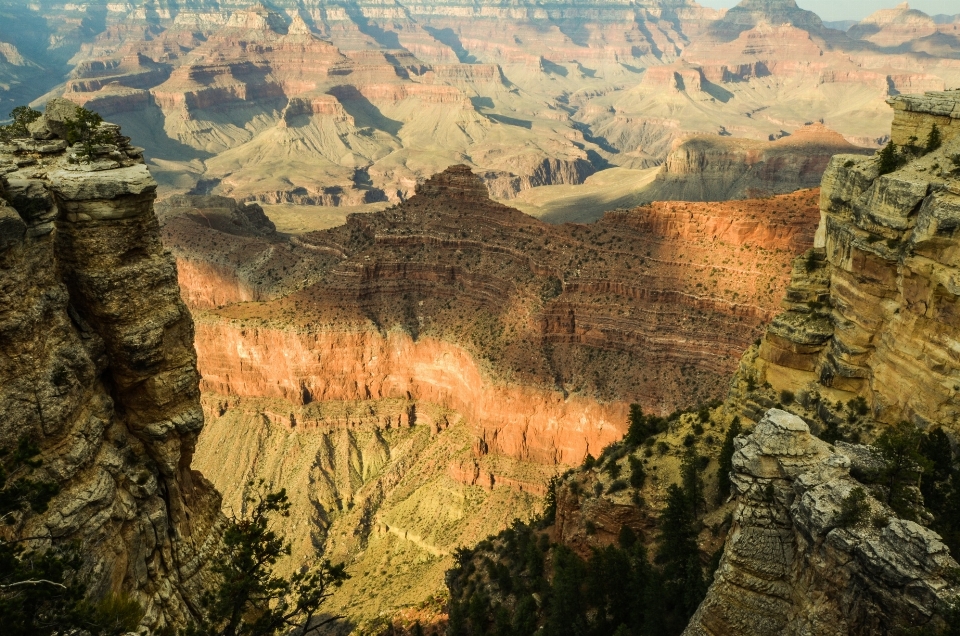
[[194, 320, 627, 465]]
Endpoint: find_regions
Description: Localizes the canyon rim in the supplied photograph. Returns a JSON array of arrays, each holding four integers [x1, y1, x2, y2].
[[2, 1, 960, 635]]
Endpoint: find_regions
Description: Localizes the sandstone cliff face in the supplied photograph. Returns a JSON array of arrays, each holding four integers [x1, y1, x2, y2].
[[752, 90, 960, 431], [641, 123, 873, 202], [685, 409, 959, 635], [161, 165, 817, 626], [0, 99, 220, 629], [165, 166, 820, 460]]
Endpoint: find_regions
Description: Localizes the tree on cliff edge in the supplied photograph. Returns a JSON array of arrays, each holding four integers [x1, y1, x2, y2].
[[184, 482, 349, 636]]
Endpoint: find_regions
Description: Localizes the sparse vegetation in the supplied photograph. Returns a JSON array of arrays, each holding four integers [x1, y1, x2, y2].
[[835, 487, 869, 528], [878, 142, 906, 176], [925, 124, 942, 153], [63, 105, 113, 163], [0, 106, 41, 142], [183, 483, 348, 636]]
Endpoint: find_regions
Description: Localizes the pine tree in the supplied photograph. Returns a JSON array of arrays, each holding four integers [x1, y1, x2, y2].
[[878, 142, 901, 175], [716, 418, 741, 503], [185, 484, 348, 636], [626, 404, 648, 446], [925, 124, 942, 153]]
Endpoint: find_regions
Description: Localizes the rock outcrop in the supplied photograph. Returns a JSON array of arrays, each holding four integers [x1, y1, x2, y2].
[[750, 90, 960, 431], [640, 123, 873, 202], [0, 99, 221, 629], [685, 409, 959, 635]]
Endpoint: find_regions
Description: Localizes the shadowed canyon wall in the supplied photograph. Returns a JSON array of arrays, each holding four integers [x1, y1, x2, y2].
[[159, 166, 820, 625], [0, 100, 221, 629]]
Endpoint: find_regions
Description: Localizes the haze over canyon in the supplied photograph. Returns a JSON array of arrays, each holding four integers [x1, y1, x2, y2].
[[1, 1, 960, 635]]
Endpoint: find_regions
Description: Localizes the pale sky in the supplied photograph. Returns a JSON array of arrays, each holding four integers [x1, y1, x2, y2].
[[696, 1, 959, 22]]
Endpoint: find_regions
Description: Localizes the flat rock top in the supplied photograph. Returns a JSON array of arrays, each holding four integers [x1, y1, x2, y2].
[[888, 90, 960, 118], [48, 164, 156, 201]]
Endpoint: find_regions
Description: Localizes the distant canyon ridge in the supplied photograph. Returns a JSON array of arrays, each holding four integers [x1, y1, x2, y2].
[[0, 0, 958, 206]]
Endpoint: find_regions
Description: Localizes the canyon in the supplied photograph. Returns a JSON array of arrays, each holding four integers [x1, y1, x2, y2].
[[0, 0, 957, 209], [158, 164, 820, 626], [0, 100, 222, 631], [2, 2, 960, 634], [449, 89, 960, 636]]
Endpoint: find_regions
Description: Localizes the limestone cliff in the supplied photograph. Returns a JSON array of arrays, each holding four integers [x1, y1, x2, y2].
[[684, 89, 960, 636], [746, 90, 960, 431], [0, 99, 221, 629], [684, 409, 959, 635]]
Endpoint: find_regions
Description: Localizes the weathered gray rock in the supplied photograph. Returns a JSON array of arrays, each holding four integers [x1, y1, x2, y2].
[[42, 97, 82, 139], [0, 198, 26, 251], [0, 108, 222, 630], [684, 409, 959, 636], [49, 164, 156, 203]]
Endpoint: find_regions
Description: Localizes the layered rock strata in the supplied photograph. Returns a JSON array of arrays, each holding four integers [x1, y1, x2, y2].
[[751, 90, 960, 430], [164, 166, 820, 463], [7, 0, 958, 204], [0, 99, 221, 629], [161, 166, 818, 623], [642, 123, 873, 202], [684, 409, 959, 635]]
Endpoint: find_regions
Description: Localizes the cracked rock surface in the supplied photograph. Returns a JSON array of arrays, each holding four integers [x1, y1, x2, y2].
[[0, 99, 222, 630], [684, 409, 959, 636]]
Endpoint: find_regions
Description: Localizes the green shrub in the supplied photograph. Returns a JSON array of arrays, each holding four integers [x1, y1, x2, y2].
[[0, 106, 41, 141], [925, 124, 942, 153], [63, 105, 112, 163], [607, 479, 628, 495], [878, 142, 903, 175], [629, 456, 646, 489], [836, 487, 869, 528]]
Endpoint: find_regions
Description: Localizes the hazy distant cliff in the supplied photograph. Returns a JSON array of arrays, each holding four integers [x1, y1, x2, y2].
[[0, 100, 221, 629]]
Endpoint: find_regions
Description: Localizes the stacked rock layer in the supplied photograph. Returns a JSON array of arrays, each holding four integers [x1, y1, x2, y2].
[[0, 99, 221, 629]]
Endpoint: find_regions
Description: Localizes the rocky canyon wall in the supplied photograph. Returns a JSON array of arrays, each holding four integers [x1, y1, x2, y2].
[[684, 88, 960, 636], [746, 90, 960, 432], [641, 123, 874, 203], [161, 165, 819, 626], [685, 410, 959, 635], [164, 166, 821, 465], [0, 100, 221, 629]]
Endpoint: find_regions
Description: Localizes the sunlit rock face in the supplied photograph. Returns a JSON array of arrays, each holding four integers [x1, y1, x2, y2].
[[749, 90, 960, 431], [157, 162, 819, 625], [0, 99, 222, 631]]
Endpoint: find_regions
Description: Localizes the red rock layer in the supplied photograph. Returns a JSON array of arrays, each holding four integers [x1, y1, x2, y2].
[[162, 166, 819, 467]]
